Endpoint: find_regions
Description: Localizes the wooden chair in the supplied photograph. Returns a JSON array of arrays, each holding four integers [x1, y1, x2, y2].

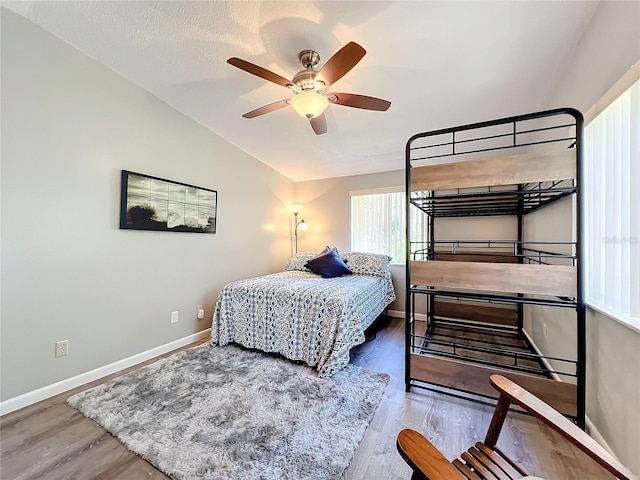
[[397, 375, 637, 480]]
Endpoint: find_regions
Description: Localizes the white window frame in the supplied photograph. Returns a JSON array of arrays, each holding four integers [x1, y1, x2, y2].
[[350, 187, 427, 265], [583, 63, 639, 331]]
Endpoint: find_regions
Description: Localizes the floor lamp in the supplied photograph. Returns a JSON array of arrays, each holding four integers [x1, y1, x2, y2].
[[290, 205, 308, 253]]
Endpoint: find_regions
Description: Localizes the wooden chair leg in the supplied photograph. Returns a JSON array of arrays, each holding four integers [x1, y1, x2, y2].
[[484, 393, 511, 448]]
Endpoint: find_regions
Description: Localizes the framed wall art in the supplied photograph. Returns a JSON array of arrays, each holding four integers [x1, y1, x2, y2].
[[120, 170, 217, 233]]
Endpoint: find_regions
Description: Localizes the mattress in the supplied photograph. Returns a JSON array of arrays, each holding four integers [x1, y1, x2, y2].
[[211, 270, 395, 377]]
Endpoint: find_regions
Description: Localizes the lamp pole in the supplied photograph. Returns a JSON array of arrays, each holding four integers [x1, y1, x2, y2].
[[290, 205, 306, 253], [294, 212, 299, 253], [294, 213, 306, 253]]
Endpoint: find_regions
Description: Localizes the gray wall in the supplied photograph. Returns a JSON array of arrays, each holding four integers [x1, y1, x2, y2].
[[1, 9, 294, 401], [543, 0, 640, 474]]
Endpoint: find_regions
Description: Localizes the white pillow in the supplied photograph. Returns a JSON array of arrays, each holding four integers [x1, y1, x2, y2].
[[283, 247, 331, 272], [341, 252, 392, 277]]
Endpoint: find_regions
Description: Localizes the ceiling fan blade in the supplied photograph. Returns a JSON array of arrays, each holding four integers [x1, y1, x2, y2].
[[327, 92, 391, 111], [242, 99, 290, 119], [315, 42, 366, 88], [228, 57, 294, 89], [310, 113, 327, 135]]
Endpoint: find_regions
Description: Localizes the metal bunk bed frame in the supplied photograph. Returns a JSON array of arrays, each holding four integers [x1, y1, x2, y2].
[[404, 108, 585, 428]]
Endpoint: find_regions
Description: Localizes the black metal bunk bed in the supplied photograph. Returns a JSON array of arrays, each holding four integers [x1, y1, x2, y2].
[[405, 108, 585, 428]]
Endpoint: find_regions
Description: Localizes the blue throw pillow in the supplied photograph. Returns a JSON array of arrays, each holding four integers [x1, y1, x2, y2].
[[305, 261, 322, 275], [303, 246, 331, 274], [307, 248, 352, 278]]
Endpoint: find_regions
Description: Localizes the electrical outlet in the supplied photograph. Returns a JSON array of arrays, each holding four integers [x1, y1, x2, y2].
[[197, 305, 205, 320], [171, 311, 179, 324], [55, 340, 69, 357]]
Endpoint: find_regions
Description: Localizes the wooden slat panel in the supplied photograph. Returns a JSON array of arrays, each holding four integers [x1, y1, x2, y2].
[[453, 459, 482, 480], [411, 260, 577, 297], [468, 446, 515, 480], [435, 253, 518, 263], [411, 149, 576, 191], [434, 301, 518, 326], [475, 443, 526, 479], [461, 451, 497, 480], [410, 353, 577, 417], [493, 447, 529, 477]]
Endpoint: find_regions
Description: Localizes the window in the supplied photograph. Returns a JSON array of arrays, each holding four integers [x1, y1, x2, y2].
[[584, 77, 639, 327], [350, 188, 426, 263]]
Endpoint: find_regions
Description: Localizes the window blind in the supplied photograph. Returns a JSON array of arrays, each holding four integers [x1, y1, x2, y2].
[[584, 79, 639, 326], [350, 190, 426, 263]]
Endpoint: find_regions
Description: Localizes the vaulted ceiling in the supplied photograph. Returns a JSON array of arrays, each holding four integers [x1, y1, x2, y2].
[[3, 1, 599, 181]]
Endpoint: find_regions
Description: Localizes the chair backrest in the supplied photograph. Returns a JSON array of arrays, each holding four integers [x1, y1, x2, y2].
[[486, 375, 636, 480], [397, 375, 638, 480]]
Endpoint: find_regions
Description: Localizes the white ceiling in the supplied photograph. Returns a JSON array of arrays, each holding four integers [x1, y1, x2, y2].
[[3, 1, 598, 182]]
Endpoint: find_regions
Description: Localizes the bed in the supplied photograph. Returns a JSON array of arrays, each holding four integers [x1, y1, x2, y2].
[[210, 251, 396, 377]]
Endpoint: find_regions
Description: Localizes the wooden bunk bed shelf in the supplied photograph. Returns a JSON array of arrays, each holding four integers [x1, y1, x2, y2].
[[409, 354, 578, 417], [434, 301, 518, 326], [410, 260, 577, 297], [410, 148, 577, 192]]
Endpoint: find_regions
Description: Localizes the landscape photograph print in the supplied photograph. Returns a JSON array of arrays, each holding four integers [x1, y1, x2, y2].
[[120, 170, 217, 233]]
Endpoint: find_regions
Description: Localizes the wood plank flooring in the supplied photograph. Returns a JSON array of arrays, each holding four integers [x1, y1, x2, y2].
[[1, 318, 613, 479]]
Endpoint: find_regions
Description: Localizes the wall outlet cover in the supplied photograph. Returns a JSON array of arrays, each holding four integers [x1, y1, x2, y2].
[[55, 340, 69, 357]]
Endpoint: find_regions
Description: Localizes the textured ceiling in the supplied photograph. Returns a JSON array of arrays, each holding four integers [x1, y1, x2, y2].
[[3, 1, 598, 181]]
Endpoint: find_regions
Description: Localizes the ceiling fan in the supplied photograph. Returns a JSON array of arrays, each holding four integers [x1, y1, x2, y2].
[[227, 42, 391, 135]]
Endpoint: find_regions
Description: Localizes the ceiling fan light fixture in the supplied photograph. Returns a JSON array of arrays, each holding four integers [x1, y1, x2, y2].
[[290, 91, 329, 119], [228, 42, 390, 134]]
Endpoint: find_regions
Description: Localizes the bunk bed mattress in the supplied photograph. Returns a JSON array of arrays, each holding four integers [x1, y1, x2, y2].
[[210, 270, 395, 377]]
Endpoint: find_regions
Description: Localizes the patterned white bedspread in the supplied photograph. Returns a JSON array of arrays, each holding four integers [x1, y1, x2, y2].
[[210, 270, 395, 377]]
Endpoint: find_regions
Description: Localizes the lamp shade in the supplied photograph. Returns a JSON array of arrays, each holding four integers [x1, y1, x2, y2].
[[290, 91, 329, 119], [297, 220, 308, 231], [289, 204, 303, 214]]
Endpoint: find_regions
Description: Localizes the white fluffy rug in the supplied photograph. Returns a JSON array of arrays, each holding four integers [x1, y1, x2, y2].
[[68, 344, 389, 480]]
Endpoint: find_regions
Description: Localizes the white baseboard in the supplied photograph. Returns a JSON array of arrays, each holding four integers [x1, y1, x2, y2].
[[521, 329, 563, 382], [511, 333, 618, 458], [586, 416, 618, 459], [387, 309, 427, 321], [0, 329, 211, 416], [5, 323, 619, 462]]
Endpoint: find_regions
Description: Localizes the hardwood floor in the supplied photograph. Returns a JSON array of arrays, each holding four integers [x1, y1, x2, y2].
[[1, 318, 612, 479]]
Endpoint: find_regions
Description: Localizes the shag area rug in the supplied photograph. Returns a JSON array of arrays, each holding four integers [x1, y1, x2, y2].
[[67, 344, 389, 480]]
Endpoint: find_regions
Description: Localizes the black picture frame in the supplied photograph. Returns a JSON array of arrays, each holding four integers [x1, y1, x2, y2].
[[120, 170, 217, 234]]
